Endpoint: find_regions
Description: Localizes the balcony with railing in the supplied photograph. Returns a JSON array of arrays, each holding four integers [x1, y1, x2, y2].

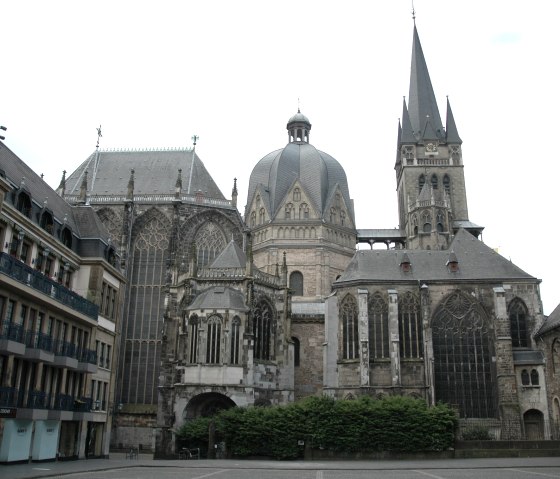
[[53, 339, 78, 368], [0, 386, 18, 407], [0, 252, 99, 320], [0, 321, 25, 355], [77, 347, 98, 373], [24, 330, 55, 362]]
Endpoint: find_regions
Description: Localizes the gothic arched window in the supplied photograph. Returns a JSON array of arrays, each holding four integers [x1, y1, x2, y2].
[[188, 314, 199, 364], [431, 174, 438, 189], [436, 211, 445, 233], [206, 315, 222, 364], [195, 222, 226, 267], [443, 174, 451, 194], [300, 203, 309, 219], [250, 211, 256, 227], [230, 316, 241, 364], [531, 369, 539, 386], [553, 339, 560, 374], [432, 291, 497, 418], [292, 336, 300, 367], [293, 188, 301, 202], [368, 292, 389, 359], [422, 212, 432, 233], [419, 174, 425, 192], [399, 292, 423, 358], [509, 299, 529, 348], [289, 271, 304, 296], [285, 203, 293, 220], [330, 207, 337, 224], [341, 294, 359, 360], [521, 369, 530, 385], [253, 300, 273, 360], [259, 208, 265, 224]]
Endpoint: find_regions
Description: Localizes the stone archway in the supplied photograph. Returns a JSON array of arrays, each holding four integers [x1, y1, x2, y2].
[[523, 409, 544, 440], [183, 392, 236, 420]]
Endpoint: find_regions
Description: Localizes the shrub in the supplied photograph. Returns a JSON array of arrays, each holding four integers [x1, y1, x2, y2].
[[174, 395, 457, 459], [461, 425, 492, 441]]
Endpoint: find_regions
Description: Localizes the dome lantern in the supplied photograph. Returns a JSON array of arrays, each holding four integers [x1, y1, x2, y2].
[[287, 109, 311, 144]]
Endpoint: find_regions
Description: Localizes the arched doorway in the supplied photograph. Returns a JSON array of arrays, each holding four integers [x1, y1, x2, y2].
[[183, 392, 236, 420], [523, 409, 544, 440]]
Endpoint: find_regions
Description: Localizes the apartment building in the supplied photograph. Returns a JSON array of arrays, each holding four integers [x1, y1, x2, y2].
[[0, 141, 125, 463]]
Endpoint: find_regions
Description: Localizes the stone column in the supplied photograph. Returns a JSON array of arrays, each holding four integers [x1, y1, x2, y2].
[[358, 289, 369, 387], [493, 286, 522, 439], [388, 290, 401, 388]]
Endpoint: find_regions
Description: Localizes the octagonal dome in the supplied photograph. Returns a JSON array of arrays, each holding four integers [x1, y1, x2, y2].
[[246, 112, 354, 222]]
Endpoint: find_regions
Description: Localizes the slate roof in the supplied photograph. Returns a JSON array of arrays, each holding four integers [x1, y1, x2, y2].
[[512, 350, 545, 365], [408, 25, 445, 141], [0, 141, 113, 253], [65, 148, 225, 199], [537, 302, 560, 336], [0, 141, 77, 231], [189, 286, 248, 311], [246, 141, 354, 222], [71, 206, 111, 242], [336, 229, 537, 285], [209, 240, 246, 269]]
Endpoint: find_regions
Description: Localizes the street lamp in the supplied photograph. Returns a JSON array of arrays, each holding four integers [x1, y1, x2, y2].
[[0, 125, 6, 141]]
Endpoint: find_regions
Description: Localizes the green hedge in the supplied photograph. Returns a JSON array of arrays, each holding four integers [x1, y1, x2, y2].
[[175, 395, 457, 459]]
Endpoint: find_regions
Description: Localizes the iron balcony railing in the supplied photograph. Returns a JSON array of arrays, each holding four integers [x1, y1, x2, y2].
[[0, 321, 25, 343], [15, 389, 50, 409], [54, 339, 77, 359], [25, 330, 54, 352], [0, 386, 18, 407], [0, 253, 99, 320], [77, 347, 98, 364]]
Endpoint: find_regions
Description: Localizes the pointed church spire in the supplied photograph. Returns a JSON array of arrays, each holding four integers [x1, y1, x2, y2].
[[445, 97, 462, 144], [56, 170, 66, 198], [408, 25, 444, 141], [231, 177, 238, 208], [400, 98, 416, 143]]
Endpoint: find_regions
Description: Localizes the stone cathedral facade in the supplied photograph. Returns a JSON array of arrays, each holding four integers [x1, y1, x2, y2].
[[57, 23, 558, 455]]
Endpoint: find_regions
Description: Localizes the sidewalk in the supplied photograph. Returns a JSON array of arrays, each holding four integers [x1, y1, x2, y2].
[[2, 454, 560, 479]]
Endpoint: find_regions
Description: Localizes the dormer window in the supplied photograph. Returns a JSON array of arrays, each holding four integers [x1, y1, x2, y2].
[[40, 211, 54, 234], [446, 251, 459, 272], [16, 191, 32, 217], [60, 226, 73, 249], [400, 253, 412, 273]]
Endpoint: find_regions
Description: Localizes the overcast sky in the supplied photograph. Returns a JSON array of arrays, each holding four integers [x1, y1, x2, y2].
[[1, 0, 558, 315]]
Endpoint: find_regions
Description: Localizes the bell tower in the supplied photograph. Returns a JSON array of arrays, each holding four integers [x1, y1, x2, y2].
[[396, 25, 482, 250]]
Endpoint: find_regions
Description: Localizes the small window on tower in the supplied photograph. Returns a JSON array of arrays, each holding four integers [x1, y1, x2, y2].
[[431, 174, 438, 189], [419, 174, 425, 192]]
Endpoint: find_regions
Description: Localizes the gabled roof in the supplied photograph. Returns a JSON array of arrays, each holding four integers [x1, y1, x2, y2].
[[336, 229, 537, 284], [189, 286, 248, 311], [65, 148, 225, 199], [537, 302, 560, 336], [209, 240, 246, 269]]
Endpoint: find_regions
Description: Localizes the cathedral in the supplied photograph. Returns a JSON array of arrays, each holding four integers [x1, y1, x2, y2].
[[55, 22, 558, 455]]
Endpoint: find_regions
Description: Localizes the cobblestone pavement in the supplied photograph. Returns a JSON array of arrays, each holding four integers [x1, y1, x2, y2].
[[2, 454, 560, 479]]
